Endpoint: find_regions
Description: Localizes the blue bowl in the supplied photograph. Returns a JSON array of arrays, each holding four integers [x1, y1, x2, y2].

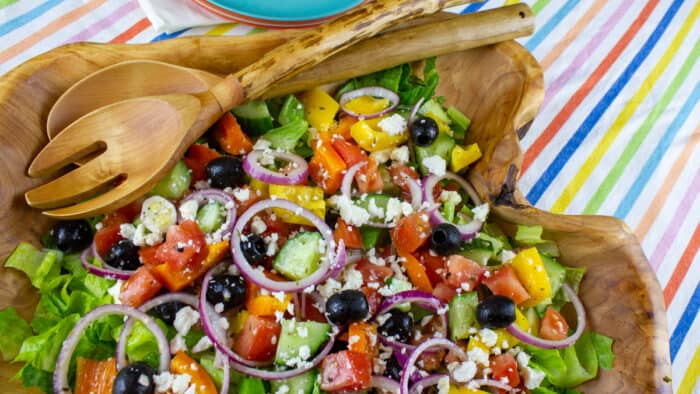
[[205, 0, 364, 22]]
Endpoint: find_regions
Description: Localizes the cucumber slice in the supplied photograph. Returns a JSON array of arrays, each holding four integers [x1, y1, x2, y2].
[[270, 370, 318, 394], [196, 202, 225, 233], [418, 99, 451, 125], [140, 196, 177, 234], [448, 291, 478, 340], [275, 320, 331, 366], [273, 232, 322, 281], [354, 193, 391, 225], [232, 100, 274, 136], [239, 376, 267, 394], [149, 160, 191, 199], [415, 131, 455, 175], [359, 226, 387, 250], [541, 254, 566, 298], [458, 248, 492, 266]]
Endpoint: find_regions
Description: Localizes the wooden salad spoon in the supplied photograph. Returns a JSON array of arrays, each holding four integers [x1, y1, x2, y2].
[[46, 4, 534, 138], [25, 0, 495, 219], [45, 4, 534, 139]]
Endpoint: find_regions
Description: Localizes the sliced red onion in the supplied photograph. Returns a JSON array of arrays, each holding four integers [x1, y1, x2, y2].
[[179, 188, 237, 238], [200, 262, 337, 379], [408, 373, 448, 394], [507, 284, 586, 349], [199, 262, 273, 368], [339, 86, 399, 119], [231, 199, 345, 292], [54, 304, 170, 394], [400, 338, 467, 394], [422, 172, 483, 240], [407, 178, 423, 211], [340, 161, 367, 197], [82, 244, 134, 280], [370, 375, 401, 393], [470, 378, 514, 392], [408, 97, 425, 126], [243, 150, 308, 185]]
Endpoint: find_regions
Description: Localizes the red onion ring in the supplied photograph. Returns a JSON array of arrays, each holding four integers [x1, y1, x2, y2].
[[54, 304, 170, 394], [408, 373, 448, 394], [370, 375, 401, 393], [231, 199, 345, 292], [376, 291, 448, 352], [399, 338, 467, 394], [408, 97, 425, 126], [340, 161, 367, 197], [507, 284, 586, 349], [200, 263, 337, 380], [339, 86, 399, 119], [407, 178, 423, 211], [81, 244, 134, 280], [422, 172, 483, 240], [179, 188, 237, 239], [243, 150, 308, 185]]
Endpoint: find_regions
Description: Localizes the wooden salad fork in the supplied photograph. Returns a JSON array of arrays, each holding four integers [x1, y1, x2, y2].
[[25, 0, 498, 219]]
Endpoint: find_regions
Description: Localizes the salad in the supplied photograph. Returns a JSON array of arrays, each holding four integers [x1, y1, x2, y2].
[[1, 58, 613, 394]]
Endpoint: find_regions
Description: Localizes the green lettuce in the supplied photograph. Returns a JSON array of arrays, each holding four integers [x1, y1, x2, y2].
[[0, 307, 32, 361], [5, 243, 62, 290]]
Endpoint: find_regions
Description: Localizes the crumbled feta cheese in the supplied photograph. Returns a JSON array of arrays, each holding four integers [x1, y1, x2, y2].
[[523, 365, 546, 389], [253, 138, 272, 150], [192, 336, 213, 353], [217, 317, 229, 331], [378, 114, 407, 136], [194, 180, 210, 189], [348, 335, 360, 346], [154, 372, 193, 394], [297, 325, 309, 338], [472, 203, 490, 222], [265, 233, 280, 256], [233, 187, 251, 202], [479, 328, 498, 347], [342, 268, 364, 290], [250, 216, 267, 234], [119, 223, 136, 240], [371, 149, 392, 165], [272, 291, 286, 302], [390, 145, 410, 163], [400, 201, 414, 216], [516, 351, 531, 369], [274, 384, 290, 394], [274, 310, 285, 323], [95, 222, 104, 231], [317, 278, 342, 298], [440, 190, 462, 205], [174, 307, 200, 336], [468, 346, 490, 366], [138, 374, 151, 387], [384, 197, 402, 223], [214, 303, 224, 314], [450, 360, 477, 382], [170, 334, 188, 354], [422, 155, 447, 176], [367, 198, 385, 219], [332, 195, 371, 227], [437, 375, 450, 394], [179, 200, 199, 222], [107, 280, 123, 304]]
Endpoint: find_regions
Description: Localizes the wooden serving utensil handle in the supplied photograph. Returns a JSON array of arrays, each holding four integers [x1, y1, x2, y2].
[[209, 0, 473, 111]]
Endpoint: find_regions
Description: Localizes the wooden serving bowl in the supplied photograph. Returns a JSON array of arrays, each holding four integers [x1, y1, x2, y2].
[[0, 35, 671, 393]]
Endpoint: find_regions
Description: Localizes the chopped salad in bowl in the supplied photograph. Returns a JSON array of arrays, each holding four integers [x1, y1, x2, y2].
[[1, 59, 613, 394]]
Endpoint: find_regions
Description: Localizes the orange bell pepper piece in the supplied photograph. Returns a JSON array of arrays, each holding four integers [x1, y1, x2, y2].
[[214, 112, 253, 155], [398, 249, 434, 293], [245, 281, 293, 317], [332, 116, 357, 140], [348, 322, 378, 356], [75, 357, 116, 394], [333, 218, 364, 249], [309, 137, 347, 194], [170, 351, 218, 394]]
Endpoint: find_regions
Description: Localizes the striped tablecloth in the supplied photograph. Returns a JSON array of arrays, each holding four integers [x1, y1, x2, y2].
[[1, 0, 698, 392]]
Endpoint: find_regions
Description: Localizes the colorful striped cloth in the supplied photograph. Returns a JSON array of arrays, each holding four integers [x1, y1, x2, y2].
[[0, 0, 698, 392]]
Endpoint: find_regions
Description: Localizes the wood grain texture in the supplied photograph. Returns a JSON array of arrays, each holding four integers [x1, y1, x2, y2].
[[0, 40, 670, 394]]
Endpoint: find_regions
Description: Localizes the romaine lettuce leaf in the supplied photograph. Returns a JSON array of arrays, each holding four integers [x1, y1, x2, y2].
[[14, 314, 81, 371], [5, 243, 62, 290], [0, 307, 32, 361]]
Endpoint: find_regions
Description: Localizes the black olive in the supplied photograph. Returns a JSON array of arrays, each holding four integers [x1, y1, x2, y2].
[[206, 274, 247, 310], [241, 234, 267, 264], [50, 220, 92, 253], [149, 301, 186, 325], [476, 295, 516, 328], [384, 354, 402, 381], [206, 156, 246, 189], [410, 116, 439, 147], [325, 210, 340, 229], [379, 310, 413, 343], [112, 362, 155, 394], [105, 240, 141, 270], [430, 223, 462, 256], [325, 290, 369, 325]]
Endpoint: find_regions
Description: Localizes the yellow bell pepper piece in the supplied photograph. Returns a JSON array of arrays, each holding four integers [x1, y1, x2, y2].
[[249, 179, 268, 198], [350, 117, 408, 152], [451, 143, 482, 173], [449, 385, 490, 394], [344, 96, 390, 115], [269, 184, 326, 226], [300, 87, 339, 132], [510, 248, 552, 307], [467, 336, 490, 354]]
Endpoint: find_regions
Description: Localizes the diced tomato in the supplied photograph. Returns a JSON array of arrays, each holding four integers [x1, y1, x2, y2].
[[355, 259, 394, 284], [138, 245, 160, 266], [232, 314, 281, 363], [417, 349, 445, 372], [417, 250, 447, 287], [483, 265, 531, 305], [309, 138, 347, 194], [154, 220, 208, 271], [490, 353, 521, 387], [100, 201, 141, 228], [170, 351, 218, 394], [184, 144, 221, 182], [348, 322, 378, 356], [355, 157, 384, 194], [433, 281, 457, 304], [260, 213, 294, 249], [391, 212, 431, 253], [446, 255, 486, 291], [119, 266, 163, 307], [540, 306, 570, 340], [214, 112, 253, 155], [233, 185, 262, 217], [389, 162, 420, 200], [320, 350, 372, 391], [334, 218, 364, 249], [93, 225, 123, 258], [333, 116, 356, 140], [331, 136, 366, 166], [74, 357, 116, 394], [398, 249, 433, 293], [300, 293, 327, 323], [360, 286, 383, 316]]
